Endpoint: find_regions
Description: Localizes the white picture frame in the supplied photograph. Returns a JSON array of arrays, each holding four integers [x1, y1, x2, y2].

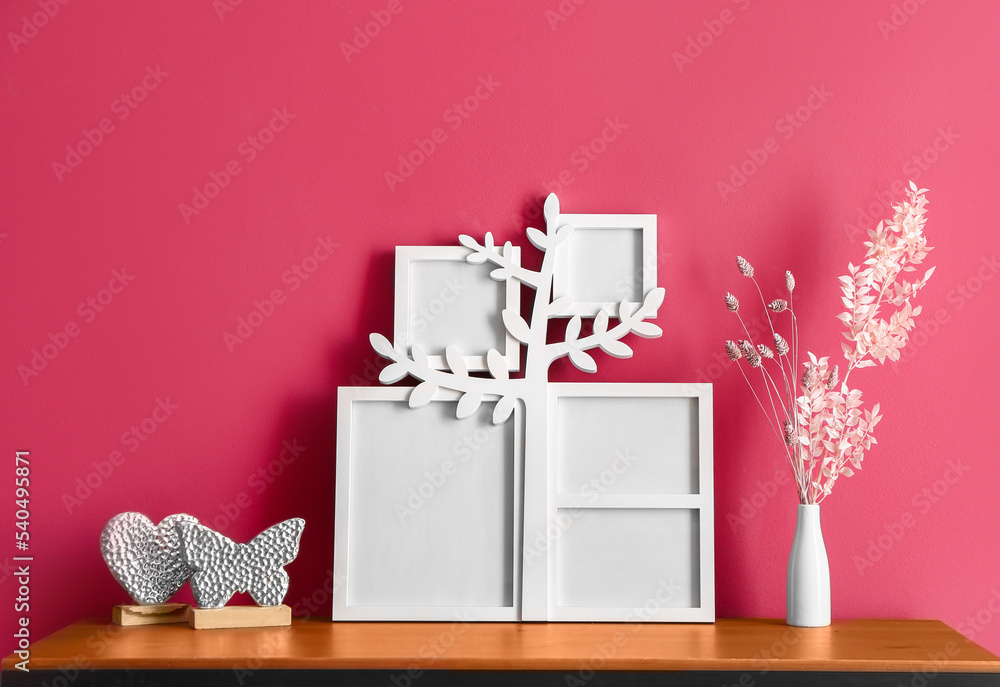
[[341, 196, 708, 623], [393, 246, 521, 371], [544, 383, 714, 622], [333, 386, 524, 621], [333, 383, 712, 622], [552, 213, 657, 318]]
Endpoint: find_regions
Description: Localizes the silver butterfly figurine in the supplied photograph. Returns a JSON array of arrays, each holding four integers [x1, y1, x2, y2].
[[177, 518, 305, 609]]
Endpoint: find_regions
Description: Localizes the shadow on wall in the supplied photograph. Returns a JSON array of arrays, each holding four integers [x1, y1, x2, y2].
[[268, 249, 395, 616]]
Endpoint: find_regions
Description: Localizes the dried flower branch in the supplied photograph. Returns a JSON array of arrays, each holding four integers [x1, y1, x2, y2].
[[723, 183, 933, 504]]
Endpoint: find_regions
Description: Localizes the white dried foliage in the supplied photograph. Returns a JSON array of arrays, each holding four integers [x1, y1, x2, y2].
[[722, 185, 933, 504]]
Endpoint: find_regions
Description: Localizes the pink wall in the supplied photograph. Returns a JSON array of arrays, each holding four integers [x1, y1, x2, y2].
[[3, 0, 1000, 660]]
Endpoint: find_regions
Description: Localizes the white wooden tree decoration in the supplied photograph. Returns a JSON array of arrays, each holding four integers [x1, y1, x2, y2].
[[368, 193, 666, 620]]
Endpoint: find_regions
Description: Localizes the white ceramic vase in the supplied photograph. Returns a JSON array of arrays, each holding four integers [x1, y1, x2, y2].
[[786, 503, 831, 627]]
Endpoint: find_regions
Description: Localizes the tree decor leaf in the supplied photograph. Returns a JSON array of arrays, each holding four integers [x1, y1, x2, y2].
[[553, 223, 575, 245], [411, 344, 430, 367], [599, 340, 633, 359], [370, 333, 395, 359], [565, 315, 582, 343], [543, 193, 560, 227], [631, 322, 662, 338], [502, 309, 532, 343], [378, 363, 409, 385], [642, 287, 665, 312], [548, 296, 573, 316], [593, 309, 610, 334], [456, 392, 483, 419], [445, 346, 468, 376], [408, 381, 437, 408], [493, 395, 516, 424], [568, 348, 597, 373], [618, 300, 634, 320], [526, 227, 548, 251], [486, 349, 509, 381]]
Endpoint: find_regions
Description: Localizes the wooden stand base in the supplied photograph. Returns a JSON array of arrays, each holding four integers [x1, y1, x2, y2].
[[189, 604, 291, 630], [113, 603, 190, 626]]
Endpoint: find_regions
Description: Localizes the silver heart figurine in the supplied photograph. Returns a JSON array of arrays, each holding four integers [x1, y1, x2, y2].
[[100, 512, 199, 605]]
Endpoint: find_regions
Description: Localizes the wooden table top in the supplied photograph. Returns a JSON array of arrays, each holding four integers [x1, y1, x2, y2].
[[4, 618, 999, 673]]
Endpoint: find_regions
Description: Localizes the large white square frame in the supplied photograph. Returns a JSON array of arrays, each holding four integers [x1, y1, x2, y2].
[[394, 246, 521, 371], [333, 386, 524, 621]]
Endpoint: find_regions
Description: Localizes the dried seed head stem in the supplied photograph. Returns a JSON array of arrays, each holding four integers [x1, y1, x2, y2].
[[783, 419, 797, 446], [725, 292, 740, 312], [774, 332, 789, 355]]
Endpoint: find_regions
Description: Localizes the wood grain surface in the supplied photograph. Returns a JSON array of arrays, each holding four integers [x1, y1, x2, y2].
[[3, 618, 998, 673]]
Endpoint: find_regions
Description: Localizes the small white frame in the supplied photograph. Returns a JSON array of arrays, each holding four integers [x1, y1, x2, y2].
[[333, 386, 524, 621], [552, 213, 657, 318], [544, 383, 714, 622], [394, 246, 521, 371]]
